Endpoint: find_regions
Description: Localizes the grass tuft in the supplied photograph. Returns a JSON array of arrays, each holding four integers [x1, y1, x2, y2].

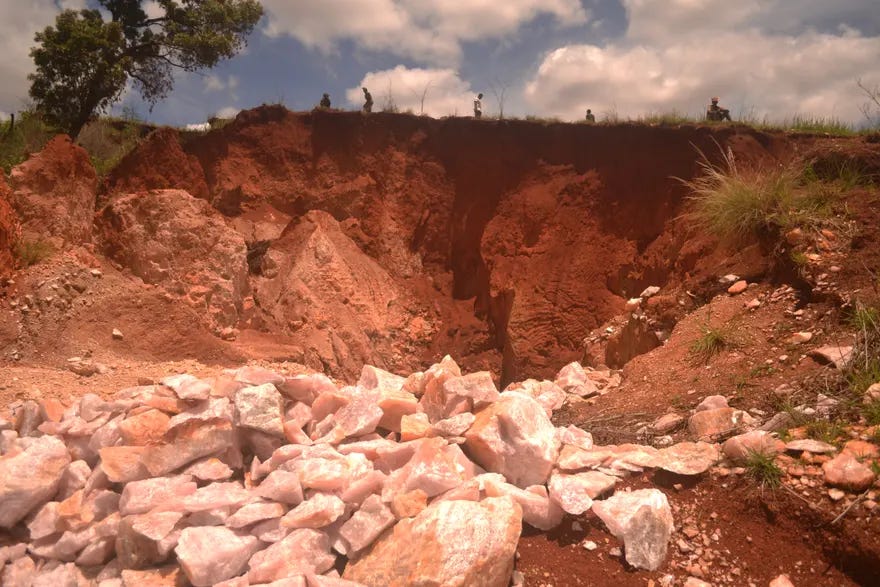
[[15, 239, 53, 267], [744, 450, 783, 489], [690, 324, 732, 363]]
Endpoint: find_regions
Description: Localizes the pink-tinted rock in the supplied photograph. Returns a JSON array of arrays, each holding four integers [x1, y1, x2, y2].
[[182, 482, 254, 513], [344, 496, 521, 587], [652, 413, 685, 434], [167, 397, 233, 431], [592, 489, 674, 571], [785, 439, 837, 454], [28, 501, 61, 540], [251, 517, 290, 543], [504, 379, 566, 415], [418, 357, 464, 422], [162, 374, 212, 401], [548, 471, 617, 514], [340, 470, 387, 507], [311, 388, 353, 423], [30, 562, 85, 587], [0, 435, 71, 527], [281, 493, 346, 529], [659, 442, 721, 475], [76, 536, 116, 566], [1, 555, 36, 587], [281, 374, 338, 404], [463, 392, 559, 488], [293, 451, 373, 493], [695, 395, 729, 412], [119, 475, 196, 515], [115, 511, 184, 569], [554, 362, 599, 398], [118, 409, 171, 446], [558, 425, 594, 450], [688, 408, 748, 440], [56, 459, 91, 501], [255, 470, 304, 505], [228, 502, 287, 528], [556, 443, 663, 474], [176, 526, 263, 586], [390, 489, 428, 519], [100, 446, 150, 483], [722, 431, 785, 463], [119, 565, 187, 587], [322, 392, 385, 442], [400, 413, 431, 441], [482, 476, 563, 531], [382, 437, 473, 499], [182, 457, 234, 481], [431, 412, 476, 437], [823, 453, 877, 491], [338, 494, 395, 554], [142, 418, 235, 477], [247, 529, 336, 583]]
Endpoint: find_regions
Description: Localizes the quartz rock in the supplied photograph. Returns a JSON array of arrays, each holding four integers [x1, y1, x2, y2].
[[175, 526, 263, 586], [548, 471, 617, 515], [463, 392, 559, 488], [247, 529, 335, 583], [0, 435, 71, 527], [281, 493, 346, 529], [658, 442, 721, 475], [235, 384, 285, 436], [119, 475, 196, 515], [343, 496, 521, 587], [592, 489, 674, 571], [338, 494, 395, 554], [227, 502, 287, 528], [722, 431, 785, 464]]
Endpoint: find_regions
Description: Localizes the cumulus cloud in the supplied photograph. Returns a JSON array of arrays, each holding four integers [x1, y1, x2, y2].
[[0, 0, 87, 114], [524, 0, 880, 124], [204, 74, 240, 94], [262, 0, 587, 65], [347, 66, 476, 117]]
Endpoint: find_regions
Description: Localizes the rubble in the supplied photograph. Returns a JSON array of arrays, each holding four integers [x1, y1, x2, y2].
[[5, 357, 861, 584]]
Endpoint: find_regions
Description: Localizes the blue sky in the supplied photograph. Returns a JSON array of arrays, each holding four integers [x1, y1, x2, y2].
[[1, 1, 879, 127]]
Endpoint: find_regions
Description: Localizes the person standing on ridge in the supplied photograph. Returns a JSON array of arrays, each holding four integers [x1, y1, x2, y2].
[[474, 93, 483, 119], [585, 109, 595, 123], [362, 87, 373, 113], [319, 93, 331, 109]]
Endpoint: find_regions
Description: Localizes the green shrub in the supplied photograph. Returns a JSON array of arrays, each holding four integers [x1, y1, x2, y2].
[[0, 112, 57, 173], [15, 239, 54, 267]]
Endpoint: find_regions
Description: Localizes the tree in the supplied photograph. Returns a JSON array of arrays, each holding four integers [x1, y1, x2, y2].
[[28, 0, 263, 136]]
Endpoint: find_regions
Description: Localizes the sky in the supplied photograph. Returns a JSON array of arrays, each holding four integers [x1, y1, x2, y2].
[[1, 0, 879, 127]]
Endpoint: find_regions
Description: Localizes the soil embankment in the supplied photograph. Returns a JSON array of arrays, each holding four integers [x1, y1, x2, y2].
[[96, 107, 794, 383]]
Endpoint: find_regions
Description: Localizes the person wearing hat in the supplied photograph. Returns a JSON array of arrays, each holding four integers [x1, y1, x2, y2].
[[707, 97, 731, 121]]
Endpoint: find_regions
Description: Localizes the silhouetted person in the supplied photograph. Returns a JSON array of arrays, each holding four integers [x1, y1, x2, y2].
[[706, 97, 731, 121], [362, 87, 373, 113], [585, 109, 595, 123], [474, 93, 483, 119], [319, 93, 331, 109]]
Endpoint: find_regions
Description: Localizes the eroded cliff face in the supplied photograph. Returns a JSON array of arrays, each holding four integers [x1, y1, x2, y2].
[[98, 107, 792, 381]]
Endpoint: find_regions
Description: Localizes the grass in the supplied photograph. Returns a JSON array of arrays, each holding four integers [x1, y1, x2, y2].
[[77, 112, 147, 177], [0, 112, 57, 173], [690, 323, 733, 363], [863, 400, 880, 426], [744, 450, 783, 489], [15, 239, 53, 267], [682, 145, 859, 245], [804, 419, 846, 444]]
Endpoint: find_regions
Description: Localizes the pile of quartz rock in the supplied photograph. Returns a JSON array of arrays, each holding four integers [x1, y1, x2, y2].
[[0, 358, 724, 586]]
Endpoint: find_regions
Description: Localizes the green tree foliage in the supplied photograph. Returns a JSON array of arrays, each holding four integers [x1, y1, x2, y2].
[[28, 0, 263, 136]]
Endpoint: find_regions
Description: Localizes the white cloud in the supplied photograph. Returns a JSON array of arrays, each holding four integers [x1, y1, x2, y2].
[[523, 1, 880, 124], [0, 0, 87, 114], [262, 0, 587, 65], [215, 106, 241, 119], [347, 66, 477, 117], [204, 74, 240, 93]]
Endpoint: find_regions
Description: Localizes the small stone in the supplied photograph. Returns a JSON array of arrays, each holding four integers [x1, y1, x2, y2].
[[112, 328, 124, 340], [640, 286, 660, 298], [790, 331, 813, 344], [727, 280, 748, 295], [769, 574, 795, 587], [652, 413, 684, 434], [583, 540, 597, 551], [175, 526, 263, 586], [823, 453, 876, 491], [828, 488, 846, 501]]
